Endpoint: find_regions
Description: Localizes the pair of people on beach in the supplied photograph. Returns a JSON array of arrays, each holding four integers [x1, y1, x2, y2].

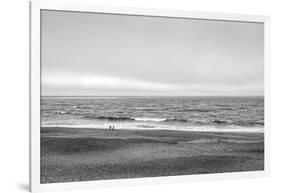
[[109, 125, 115, 130]]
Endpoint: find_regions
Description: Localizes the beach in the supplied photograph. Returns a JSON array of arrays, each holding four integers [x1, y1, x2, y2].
[[39, 9, 266, 186], [41, 127, 264, 183]]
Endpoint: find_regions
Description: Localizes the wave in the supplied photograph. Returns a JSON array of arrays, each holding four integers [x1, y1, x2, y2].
[[177, 108, 233, 112], [235, 121, 264, 126], [135, 118, 190, 123], [173, 109, 213, 113], [81, 115, 264, 127], [219, 108, 233, 110], [82, 115, 191, 123], [83, 115, 134, 121], [165, 118, 188, 122], [185, 109, 212, 112], [137, 125, 156, 128], [83, 116, 168, 122], [212, 120, 229, 125], [55, 110, 68, 114], [211, 119, 264, 126], [134, 107, 159, 111], [55, 113, 265, 128], [134, 117, 167, 122]]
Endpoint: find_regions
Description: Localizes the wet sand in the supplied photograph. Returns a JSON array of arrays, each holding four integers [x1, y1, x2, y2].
[[41, 127, 264, 183]]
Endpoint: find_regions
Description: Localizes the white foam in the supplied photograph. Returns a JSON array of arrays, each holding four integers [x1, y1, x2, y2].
[[134, 117, 166, 122]]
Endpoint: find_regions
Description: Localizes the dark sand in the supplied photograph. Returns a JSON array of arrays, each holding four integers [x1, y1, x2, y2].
[[41, 127, 264, 183]]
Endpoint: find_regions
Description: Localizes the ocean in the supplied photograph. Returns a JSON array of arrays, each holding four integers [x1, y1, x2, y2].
[[41, 96, 264, 132]]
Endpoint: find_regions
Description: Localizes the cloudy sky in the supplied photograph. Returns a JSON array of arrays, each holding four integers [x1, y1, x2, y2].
[[41, 10, 264, 96]]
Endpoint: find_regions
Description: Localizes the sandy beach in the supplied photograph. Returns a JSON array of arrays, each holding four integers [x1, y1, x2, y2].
[[41, 127, 264, 183]]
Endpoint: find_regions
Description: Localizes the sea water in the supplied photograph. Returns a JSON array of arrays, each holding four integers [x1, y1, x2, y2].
[[41, 96, 264, 132]]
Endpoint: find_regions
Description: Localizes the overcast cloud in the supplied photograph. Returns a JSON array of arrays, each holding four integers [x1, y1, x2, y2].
[[41, 10, 264, 96]]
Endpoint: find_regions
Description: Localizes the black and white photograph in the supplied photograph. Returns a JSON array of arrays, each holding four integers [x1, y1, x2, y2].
[[40, 10, 264, 184]]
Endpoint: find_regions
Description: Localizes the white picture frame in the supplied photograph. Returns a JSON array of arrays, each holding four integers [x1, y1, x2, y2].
[[30, 1, 270, 192]]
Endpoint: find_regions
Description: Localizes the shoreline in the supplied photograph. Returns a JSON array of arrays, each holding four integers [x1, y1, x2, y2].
[[41, 126, 264, 183], [41, 125, 264, 134]]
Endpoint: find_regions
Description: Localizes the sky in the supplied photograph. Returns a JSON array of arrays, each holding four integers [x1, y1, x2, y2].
[[41, 10, 264, 96]]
